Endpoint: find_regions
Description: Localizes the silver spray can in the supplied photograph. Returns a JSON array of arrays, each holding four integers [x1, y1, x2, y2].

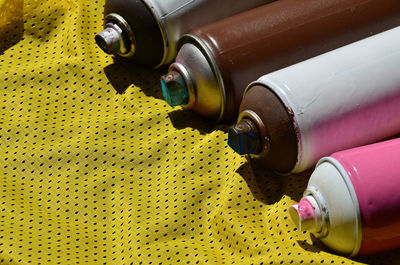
[[95, 0, 271, 67]]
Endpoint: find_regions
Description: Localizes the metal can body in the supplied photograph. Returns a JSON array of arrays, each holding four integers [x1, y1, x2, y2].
[[245, 26, 400, 173], [146, 0, 271, 67], [102, 0, 163, 66], [290, 138, 400, 256], [100, 0, 269, 67], [331, 139, 400, 255], [166, 0, 400, 121]]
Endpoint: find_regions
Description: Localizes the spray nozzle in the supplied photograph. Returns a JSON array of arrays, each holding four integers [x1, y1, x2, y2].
[[289, 196, 322, 233], [95, 22, 128, 54], [160, 71, 189, 107], [227, 118, 261, 155]]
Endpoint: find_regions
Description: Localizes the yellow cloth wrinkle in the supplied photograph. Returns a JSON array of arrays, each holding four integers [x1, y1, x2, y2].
[[1, 0, 398, 264]]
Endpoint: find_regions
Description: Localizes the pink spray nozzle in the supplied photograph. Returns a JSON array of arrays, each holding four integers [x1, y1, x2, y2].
[[289, 196, 322, 233]]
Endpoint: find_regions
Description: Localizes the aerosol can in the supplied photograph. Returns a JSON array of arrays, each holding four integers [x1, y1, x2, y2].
[[290, 138, 400, 256], [227, 26, 400, 173], [95, 0, 270, 67], [161, 0, 400, 122]]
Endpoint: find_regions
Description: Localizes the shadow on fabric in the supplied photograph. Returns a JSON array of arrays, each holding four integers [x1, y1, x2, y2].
[[296, 235, 328, 254], [0, 0, 24, 55], [236, 159, 311, 205], [168, 108, 227, 135], [105, 58, 227, 135], [238, 158, 400, 263], [104, 58, 167, 98]]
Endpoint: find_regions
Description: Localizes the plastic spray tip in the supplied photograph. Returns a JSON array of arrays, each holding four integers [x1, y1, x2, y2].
[[95, 23, 123, 54], [160, 71, 189, 107], [227, 119, 260, 155], [289, 196, 320, 232]]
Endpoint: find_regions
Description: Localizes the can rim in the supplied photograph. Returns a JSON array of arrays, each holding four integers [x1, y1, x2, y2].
[[243, 81, 302, 174], [177, 34, 226, 123], [237, 109, 270, 159], [104, 13, 136, 58], [314, 156, 362, 257]]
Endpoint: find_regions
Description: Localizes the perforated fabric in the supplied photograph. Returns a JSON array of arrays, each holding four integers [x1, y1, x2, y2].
[[1, 0, 399, 264]]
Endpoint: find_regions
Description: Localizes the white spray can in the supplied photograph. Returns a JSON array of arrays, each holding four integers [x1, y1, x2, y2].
[[228, 26, 400, 173]]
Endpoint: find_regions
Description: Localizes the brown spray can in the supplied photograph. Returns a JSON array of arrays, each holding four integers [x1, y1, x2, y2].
[[95, 0, 271, 67], [161, 0, 400, 122]]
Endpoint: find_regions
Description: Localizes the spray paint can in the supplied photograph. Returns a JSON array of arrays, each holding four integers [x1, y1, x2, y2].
[[289, 138, 400, 256], [160, 0, 400, 122], [95, 0, 270, 67], [227, 26, 400, 174]]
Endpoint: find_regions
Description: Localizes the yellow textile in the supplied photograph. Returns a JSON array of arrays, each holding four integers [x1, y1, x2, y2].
[[0, 0, 398, 264]]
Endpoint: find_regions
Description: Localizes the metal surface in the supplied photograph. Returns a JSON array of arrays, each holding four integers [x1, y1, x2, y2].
[[331, 139, 400, 255], [171, 0, 400, 121], [300, 159, 362, 256], [237, 110, 270, 158], [298, 139, 400, 256], [160, 71, 189, 107], [102, 0, 164, 66], [102, 13, 136, 57], [227, 118, 261, 155], [95, 23, 125, 54], [289, 195, 324, 234], [235, 85, 298, 173], [143, 0, 272, 67], [252, 26, 400, 173], [168, 62, 196, 108], [169, 36, 225, 121]]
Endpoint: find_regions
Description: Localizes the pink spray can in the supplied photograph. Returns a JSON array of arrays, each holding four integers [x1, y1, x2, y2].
[[289, 138, 400, 256]]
